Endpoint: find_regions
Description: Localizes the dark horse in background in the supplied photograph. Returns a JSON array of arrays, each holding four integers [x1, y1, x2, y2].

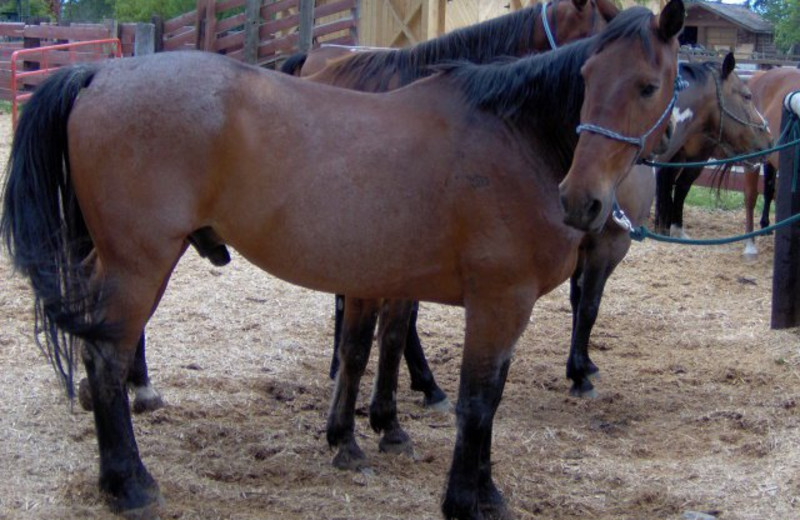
[[80, 0, 621, 415], [741, 67, 800, 257], [652, 53, 772, 243], [1, 2, 685, 518]]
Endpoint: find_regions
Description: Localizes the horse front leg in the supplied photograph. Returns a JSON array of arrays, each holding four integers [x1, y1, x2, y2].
[[327, 297, 379, 471], [671, 166, 702, 238], [654, 166, 678, 234], [370, 299, 415, 456], [761, 161, 776, 230], [442, 291, 533, 520], [743, 165, 760, 256]]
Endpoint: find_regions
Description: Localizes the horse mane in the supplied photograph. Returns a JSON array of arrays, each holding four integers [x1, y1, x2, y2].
[[435, 7, 657, 167], [320, 4, 544, 91], [442, 7, 656, 126], [678, 60, 716, 84]]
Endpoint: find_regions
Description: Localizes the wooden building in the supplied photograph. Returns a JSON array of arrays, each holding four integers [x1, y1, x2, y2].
[[681, 0, 774, 58]]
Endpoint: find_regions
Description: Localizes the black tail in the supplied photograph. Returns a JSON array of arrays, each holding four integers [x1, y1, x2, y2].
[[1, 64, 118, 397], [280, 52, 308, 76]]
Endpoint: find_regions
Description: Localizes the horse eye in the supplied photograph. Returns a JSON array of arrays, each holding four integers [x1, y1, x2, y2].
[[743, 92, 753, 101], [640, 84, 658, 98]]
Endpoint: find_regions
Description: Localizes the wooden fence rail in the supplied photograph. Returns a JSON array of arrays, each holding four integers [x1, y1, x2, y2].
[[0, 0, 359, 101]]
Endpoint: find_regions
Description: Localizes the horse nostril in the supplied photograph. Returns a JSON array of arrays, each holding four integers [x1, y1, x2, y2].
[[587, 198, 603, 223]]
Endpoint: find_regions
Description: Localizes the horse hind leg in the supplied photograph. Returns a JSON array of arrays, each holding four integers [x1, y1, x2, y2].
[[78, 333, 164, 414], [83, 240, 186, 513], [370, 300, 415, 457], [404, 301, 449, 410], [327, 297, 379, 471], [760, 162, 777, 230], [188, 226, 231, 267]]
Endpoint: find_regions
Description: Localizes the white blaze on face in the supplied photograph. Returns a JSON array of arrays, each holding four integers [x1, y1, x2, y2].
[[755, 108, 770, 134], [672, 106, 693, 125]]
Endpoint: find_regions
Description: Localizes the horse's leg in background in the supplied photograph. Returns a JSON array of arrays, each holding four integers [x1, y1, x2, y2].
[[761, 161, 777, 230], [330, 294, 345, 379], [670, 166, 702, 238], [127, 334, 165, 413], [187, 226, 231, 267], [370, 299, 415, 455], [654, 166, 679, 234], [331, 297, 448, 409], [743, 164, 760, 256], [77, 333, 164, 414], [404, 302, 449, 409], [327, 297, 379, 470], [441, 290, 534, 518]]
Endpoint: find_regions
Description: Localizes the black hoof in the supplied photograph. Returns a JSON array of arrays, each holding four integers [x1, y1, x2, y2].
[[132, 388, 165, 414], [569, 379, 598, 398], [378, 428, 414, 456], [103, 469, 163, 519], [332, 441, 368, 471], [423, 386, 449, 408]]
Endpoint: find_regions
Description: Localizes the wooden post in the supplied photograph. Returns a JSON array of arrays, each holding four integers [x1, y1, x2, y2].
[[298, 0, 315, 53], [151, 15, 164, 53], [243, 0, 260, 64], [771, 92, 800, 329], [134, 23, 155, 56]]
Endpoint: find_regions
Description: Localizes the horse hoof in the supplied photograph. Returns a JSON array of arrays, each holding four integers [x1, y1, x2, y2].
[[569, 382, 598, 399], [78, 377, 93, 411], [332, 443, 368, 471], [132, 386, 165, 414], [423, 387, 449, 409], [120, 496, 164, 520], [425, 396, 453, 414], [379, 431, 414, 457]]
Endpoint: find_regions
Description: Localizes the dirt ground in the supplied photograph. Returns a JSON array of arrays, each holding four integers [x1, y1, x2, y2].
[[1, 108, 799, 520]]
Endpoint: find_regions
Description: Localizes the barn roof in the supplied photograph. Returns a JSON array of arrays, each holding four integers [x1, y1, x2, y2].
[[686, 1, 773, 34]]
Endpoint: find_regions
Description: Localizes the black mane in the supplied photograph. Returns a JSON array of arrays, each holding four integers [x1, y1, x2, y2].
[[439, 7, 657, 166], [323, 4, 544, 91]]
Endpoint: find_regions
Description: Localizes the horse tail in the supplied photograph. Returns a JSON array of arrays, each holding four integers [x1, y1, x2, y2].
[[0, 63, 117, 398], [280, 52, 308, 76]]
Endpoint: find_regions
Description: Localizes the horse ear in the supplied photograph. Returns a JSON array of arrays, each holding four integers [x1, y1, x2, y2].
[[722, 52, 736, 80], [572, 0, 589, 11], [657, 0, 685, 42]]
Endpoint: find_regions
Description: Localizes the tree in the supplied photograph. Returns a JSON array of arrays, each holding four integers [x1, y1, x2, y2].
[[750, 0, 800, 54], [113, 0, 194, 22]]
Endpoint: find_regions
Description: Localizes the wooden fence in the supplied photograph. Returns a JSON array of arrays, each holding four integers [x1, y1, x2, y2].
[[0, 0, 359, 101]]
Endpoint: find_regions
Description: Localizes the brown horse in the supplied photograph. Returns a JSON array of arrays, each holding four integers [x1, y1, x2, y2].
[[568, 55, 772, 397], [652, 53, 772, 240], [742, 67, 800, 256], [1, 2, 685, 518], [81, 0, 621, 417], [281, 0, 620, 77]]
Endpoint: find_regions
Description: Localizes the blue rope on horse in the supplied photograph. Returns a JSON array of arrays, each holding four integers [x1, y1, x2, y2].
[[576, 75, 689, 150], [542, 1, 558, 51], [626, 212, 800, 244], [641, 116, 800, 169]]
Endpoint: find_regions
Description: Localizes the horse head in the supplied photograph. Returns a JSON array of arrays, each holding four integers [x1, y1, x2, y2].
[[543, 0, 620, 49], [558, 0, 684, 232]]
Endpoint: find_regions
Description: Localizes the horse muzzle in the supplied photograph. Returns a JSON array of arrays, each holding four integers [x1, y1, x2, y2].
[[558, 185, 609, 233]]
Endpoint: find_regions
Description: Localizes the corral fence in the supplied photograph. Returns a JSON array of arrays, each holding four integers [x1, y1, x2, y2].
[[0, 0, 358, 106]]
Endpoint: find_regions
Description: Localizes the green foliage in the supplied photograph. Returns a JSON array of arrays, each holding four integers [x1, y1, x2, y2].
[[113, 0, 195, 22], [750, 0, 800, 54], [0, 0, 53, 19]]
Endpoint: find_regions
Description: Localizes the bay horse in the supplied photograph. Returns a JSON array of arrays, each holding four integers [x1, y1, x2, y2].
[[1, 2, 685, 518], [567, 55, 771, 397], [81, 0, 621, 416], [652, 53, 772, 239], [281, 0, 620, 78], [741, 67, 800, 256]]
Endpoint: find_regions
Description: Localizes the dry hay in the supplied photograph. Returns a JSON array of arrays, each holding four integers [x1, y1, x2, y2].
[[1, 109, 799, 520]]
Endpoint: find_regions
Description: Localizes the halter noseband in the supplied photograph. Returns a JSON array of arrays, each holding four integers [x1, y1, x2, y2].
[[576, 75, 689, 162]]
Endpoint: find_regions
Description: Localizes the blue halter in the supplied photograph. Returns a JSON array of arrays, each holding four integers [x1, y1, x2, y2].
[[542, 1, 559, 51], [576, 74, 689, 157]]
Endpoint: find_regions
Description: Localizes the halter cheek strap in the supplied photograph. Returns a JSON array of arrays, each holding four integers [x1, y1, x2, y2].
[[575, 75, 689, 161], [542, 1, 558, 51]]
